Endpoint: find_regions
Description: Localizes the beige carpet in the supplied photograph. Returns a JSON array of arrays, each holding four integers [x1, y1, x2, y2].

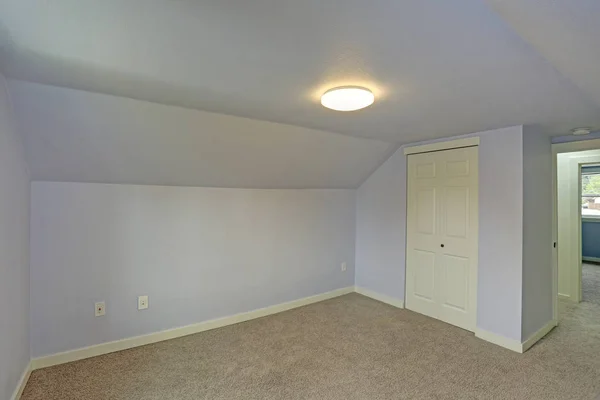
[[583, 262, 600, 305], [22, 294, 600, 400]]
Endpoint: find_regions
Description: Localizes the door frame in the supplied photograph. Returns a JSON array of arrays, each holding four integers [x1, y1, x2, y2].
[[553, 138, 600, 320], [404, 137, 480, 331]]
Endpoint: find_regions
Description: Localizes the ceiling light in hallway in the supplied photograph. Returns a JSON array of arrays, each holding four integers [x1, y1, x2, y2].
[[571, 127, 592, 136]]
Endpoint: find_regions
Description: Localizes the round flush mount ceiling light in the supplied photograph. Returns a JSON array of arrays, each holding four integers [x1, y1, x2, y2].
[[321, 86, 375, 111], [571, 127, 592, 136]]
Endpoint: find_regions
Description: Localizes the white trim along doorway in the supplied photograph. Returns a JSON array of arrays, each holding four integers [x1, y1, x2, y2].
[[553, 138, 600, 319]]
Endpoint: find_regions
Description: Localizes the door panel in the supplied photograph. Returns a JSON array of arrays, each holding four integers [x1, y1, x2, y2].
[[416, 162, 436, 178], [406, 146, 478, 332], [444, 187, 469, 238], [413, 250, 436, 301], [416, 188, 436, 234], [442, 254, 469, 311], [445, 159, 470, 177]]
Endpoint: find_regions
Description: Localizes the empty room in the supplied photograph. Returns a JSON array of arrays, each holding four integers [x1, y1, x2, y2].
[[1, 1, 600, 399]]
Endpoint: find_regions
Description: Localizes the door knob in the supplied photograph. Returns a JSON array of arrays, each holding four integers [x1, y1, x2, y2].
[[441, 244, 445, 248]]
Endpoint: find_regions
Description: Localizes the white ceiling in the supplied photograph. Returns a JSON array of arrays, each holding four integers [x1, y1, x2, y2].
[[1, 0, 600, 187]]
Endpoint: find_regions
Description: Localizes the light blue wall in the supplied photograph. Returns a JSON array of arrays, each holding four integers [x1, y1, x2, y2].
[[30, 183, 356, 357], [582, 220, 600, 259], [355, 148, 406, 302], [521, 126, 553, 340], [477, 128, 525, 341], [0, 73, 30, 399], [355, 126, 526, 341]]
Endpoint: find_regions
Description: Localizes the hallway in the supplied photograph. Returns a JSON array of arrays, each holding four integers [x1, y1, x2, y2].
[[583, 262, 600, 305]]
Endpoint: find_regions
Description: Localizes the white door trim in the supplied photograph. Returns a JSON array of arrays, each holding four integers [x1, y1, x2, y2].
[[404, 137, 480, 155], [569, 154, 600, 302], [553, 138, 600, 154], [553, 138, 600, 321]]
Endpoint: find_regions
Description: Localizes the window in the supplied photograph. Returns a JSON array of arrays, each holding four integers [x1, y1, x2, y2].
[[582, 166, 600, 218]]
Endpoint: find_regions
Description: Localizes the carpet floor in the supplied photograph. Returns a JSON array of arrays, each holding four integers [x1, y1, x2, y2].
[[583, 262, 600, 305], [22, 294, 600, 400]]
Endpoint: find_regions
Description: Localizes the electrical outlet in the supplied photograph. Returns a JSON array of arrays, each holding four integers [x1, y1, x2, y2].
[[138, 295, 149, 310], [341, 262, 347, 272], [95, 301, 105, 317]]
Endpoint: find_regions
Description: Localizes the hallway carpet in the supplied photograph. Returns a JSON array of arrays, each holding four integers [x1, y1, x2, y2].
[[583, 262, 600, 305], [22, 294, 600, 400]]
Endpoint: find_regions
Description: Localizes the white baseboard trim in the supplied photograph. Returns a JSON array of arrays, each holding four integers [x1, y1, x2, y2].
[[475, 328, 523, 353], [32, 286, 354, 370], [521, 319, 558, 353], [583, 256, 600, 263], [10, 362, 31, 400], [354, 286, 404, 308], [475, 319, 558, 353]]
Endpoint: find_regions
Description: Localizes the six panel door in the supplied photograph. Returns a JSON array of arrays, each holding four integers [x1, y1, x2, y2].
[[405, 146, 478, 332]]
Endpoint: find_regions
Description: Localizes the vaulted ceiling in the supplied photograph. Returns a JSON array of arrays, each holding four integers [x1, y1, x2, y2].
[[0, 0, 599, 187]]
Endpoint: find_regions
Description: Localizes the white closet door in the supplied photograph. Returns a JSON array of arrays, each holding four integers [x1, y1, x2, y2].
[[406, 146, 478, 331]]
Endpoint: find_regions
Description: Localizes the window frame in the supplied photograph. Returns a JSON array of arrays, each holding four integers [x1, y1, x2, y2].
[[581, 168, 600, 220]]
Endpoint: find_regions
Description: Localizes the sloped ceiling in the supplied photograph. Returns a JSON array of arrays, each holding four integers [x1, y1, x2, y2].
[[8, 80, 394, 188], [1, 0, 599, 187], [485, 0, 600, 107]]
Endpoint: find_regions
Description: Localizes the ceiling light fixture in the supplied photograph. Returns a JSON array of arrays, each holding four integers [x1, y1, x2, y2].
[[321, 86, 375, 111], [571, 127, 592, 136]]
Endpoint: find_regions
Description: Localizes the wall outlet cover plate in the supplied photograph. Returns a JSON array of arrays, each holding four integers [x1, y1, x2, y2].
[[138, 295, 149, 310], [95, 301, 105, 317]]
